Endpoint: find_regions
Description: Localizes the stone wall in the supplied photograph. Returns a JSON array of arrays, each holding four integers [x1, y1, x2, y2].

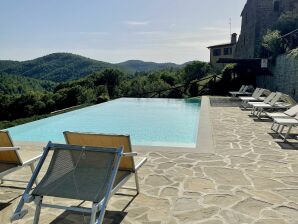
[[256, 54, 298, 101]]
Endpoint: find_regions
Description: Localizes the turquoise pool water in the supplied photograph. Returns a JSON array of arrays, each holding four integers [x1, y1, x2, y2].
[[8, 98, 200, 147]]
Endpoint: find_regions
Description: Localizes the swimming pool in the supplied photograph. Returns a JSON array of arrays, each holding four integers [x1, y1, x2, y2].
[[8, 98, 201, 147]]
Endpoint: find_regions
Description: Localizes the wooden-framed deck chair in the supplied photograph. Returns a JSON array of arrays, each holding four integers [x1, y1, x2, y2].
[[0, 130, 41, 185], [63, 131, 147, 195], [11, 142, 124, 224], [271, 114, 298, 141]]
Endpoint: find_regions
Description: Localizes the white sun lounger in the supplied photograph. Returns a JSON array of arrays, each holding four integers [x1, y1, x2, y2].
[[266, 104, 298, 119], [271, 114, 298, 141], [249, 92, 292, 118], [229, 85, 251, 97], [248, 92, 277, 114], [239, 88, 267, 108]]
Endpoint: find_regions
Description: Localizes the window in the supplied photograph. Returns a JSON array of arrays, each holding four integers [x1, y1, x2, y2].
[[224, 48, 232, 55], [273, 0, 280, 12], [213, 48, 221, 56]]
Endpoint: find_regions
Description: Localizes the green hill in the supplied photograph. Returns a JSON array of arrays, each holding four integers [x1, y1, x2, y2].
[[0, 73, 57, 95], [0, 53, 182, 82], [116, 60, 181, 73]]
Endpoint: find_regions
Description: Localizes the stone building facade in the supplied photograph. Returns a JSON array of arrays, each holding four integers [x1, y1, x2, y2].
[[235, 0, 298, 59]]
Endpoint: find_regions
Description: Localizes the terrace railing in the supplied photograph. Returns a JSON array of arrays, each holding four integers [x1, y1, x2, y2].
[[141, 74, 222, 98]]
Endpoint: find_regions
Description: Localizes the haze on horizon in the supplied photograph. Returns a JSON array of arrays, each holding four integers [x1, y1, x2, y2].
[[0, 0, 246, 64]]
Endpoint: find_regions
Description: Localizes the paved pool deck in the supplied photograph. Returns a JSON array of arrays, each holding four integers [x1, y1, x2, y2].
[[1, 96, 298, 224]]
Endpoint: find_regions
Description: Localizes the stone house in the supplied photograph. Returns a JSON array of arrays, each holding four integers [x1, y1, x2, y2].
[[207, 33, 237, 70], [235, 0, 298, 59]]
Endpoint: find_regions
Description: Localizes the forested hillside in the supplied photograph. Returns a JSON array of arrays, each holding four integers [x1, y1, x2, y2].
[[0, 73, 56, 94], [0, 60, 212, 129], [0, 53, 182, 82]]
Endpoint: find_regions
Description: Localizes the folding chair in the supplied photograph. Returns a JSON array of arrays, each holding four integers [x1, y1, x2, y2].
[[11, 142, 124, 224], [63, 131, 147, 194], [0, 130, 41, 185]]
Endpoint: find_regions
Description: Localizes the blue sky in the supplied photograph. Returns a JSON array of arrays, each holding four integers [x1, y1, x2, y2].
[[0, 0, 247, 63]]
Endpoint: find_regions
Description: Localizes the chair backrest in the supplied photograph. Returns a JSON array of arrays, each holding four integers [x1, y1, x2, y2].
[[64, 131, 135, 172], [238, 85, 245, 92], [251, 88, 260, 98], [255, 88, 266, 98], [241, 85, 249, 93], [262, 89, 271, 96], [32, 143, 122, 203], [263, 92, 276, 104], [280, 94, 297, 105], [0, 130, 22, 165], [285, 104, 298, 117], [269, 92, 282, 106]]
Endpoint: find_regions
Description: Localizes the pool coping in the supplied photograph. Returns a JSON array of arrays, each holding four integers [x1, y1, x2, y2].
[[14, 96, 215, 153]]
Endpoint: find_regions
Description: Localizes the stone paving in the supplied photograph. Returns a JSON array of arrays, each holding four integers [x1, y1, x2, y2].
[[1, 99, 298, 223]]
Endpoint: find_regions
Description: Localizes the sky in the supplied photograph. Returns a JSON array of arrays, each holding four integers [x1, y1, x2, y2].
[[0, 0, 247, 64]]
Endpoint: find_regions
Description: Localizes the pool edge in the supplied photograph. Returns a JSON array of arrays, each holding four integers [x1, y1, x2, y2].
[[196, 96, 215, 153]]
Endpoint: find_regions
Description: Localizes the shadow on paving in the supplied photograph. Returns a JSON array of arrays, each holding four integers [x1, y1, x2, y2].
[[269, 132, 298, 140], [0, 202, 11, 211], [50, 210, 127, 224], [252, 118, 272, 123], [209, 97, 242, 107], [276, 141, 298, 150]]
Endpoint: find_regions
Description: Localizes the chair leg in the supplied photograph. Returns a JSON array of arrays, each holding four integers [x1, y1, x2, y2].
[[251, 106, 255, 115], [283, 125, 293, 142], [134, 171, 140, 194], [257, 108, 263, 118], [89, 203, 97, 224], [33, 196, 43, 224], [271, 122, 276, 131]]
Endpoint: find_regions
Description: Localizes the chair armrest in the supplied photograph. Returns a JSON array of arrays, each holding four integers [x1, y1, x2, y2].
[[22, 154, 42, 166], [135, 157, 147, 171], [122, 152, 138, 157], [0, 147, 20, 152]]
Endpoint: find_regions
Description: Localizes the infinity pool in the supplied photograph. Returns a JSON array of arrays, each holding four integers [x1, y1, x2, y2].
[[8, 98, 200, 147]]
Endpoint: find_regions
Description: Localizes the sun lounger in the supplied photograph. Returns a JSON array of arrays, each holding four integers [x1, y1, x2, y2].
[[63, 131, 147, 194], [248, 92, 277, 114], [0, 130, 41, 185], [239, 88, 268, 108], [11, 142, 124, 224], [229, 85, 251, 97], [271, 114, 298, 141], [249, 92, 292, 118], [266, 104, 298, 119]]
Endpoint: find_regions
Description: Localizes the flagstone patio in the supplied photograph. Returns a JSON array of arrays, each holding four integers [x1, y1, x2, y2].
[[1, 96, 298, 223]]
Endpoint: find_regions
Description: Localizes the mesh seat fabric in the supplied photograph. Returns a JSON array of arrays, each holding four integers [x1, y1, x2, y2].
[[33, 147, 117, 203]]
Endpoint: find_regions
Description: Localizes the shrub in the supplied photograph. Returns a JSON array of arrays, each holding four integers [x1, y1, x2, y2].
[[262, 30, 284, 58]]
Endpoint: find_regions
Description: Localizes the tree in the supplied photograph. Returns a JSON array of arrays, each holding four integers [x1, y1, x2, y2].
[[262, 30, 284, 58], [183, 61, 210, 84]]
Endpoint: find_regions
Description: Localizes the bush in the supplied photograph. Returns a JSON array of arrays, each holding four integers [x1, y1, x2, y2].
[[262, 30, 284, 58]]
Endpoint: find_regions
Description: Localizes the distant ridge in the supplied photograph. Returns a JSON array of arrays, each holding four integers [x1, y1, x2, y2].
[[0, 53, 183, 82]]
